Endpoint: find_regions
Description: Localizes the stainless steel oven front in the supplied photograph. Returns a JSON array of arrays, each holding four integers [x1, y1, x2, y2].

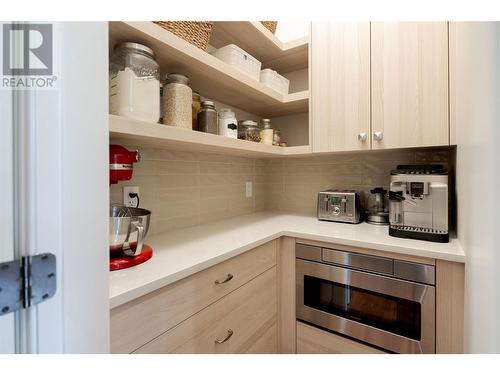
[[296, 243, 436, 354]]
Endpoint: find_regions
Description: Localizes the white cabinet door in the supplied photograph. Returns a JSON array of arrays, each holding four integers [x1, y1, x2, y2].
[[311, 22, 371, 152], [371, 22, 449, 149]]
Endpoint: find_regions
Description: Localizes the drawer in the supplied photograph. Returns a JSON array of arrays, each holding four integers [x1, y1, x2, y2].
[[111, 240, 277, 353], [296, 321, 386, 354], [245, 322, 277, 354], [135, 267, 277, 354]]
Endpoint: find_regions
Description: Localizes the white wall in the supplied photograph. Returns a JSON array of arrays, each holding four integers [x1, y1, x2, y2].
[[0, 23, 15, 352], [452, 22, 500, 353], [58, 22, 110, 353], [275, 21, 310, 42]]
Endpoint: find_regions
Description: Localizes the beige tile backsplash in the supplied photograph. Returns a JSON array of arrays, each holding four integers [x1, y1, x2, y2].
[[110, 144, 454, 235], [263, 148, 455, 217], [110, 145, 266, 235]]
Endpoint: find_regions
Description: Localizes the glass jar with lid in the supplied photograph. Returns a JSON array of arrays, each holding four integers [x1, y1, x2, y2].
[[238, 120, 261, 142], [260, 118, 274, 145], [198, 100, 218, 134], [273, 129, 281, 146], [109, 42, 160, 123], [192, 92, 201, 131], [162, 73, 192, 130]]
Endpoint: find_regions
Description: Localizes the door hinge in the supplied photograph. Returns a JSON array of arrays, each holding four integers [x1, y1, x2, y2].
[[0, 253, 56, 316]]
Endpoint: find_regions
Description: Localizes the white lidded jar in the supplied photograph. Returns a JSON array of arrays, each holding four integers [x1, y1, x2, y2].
[[109, 42, 160, 123], [162, 73, 192, 130], [218, 108, 238, 138]]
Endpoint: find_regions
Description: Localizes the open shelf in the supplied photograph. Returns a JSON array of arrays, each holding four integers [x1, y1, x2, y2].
[[109, 115, 311, 158], [109, 22, 309, 118], [210, 22, 309, 73]]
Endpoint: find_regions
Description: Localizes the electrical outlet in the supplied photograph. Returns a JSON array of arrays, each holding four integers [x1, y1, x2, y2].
[[123, 186, 139, 207], [245, 181, 252, 198]]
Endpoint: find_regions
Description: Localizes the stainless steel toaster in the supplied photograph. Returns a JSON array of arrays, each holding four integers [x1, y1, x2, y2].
[[317, 190, 362, 224]]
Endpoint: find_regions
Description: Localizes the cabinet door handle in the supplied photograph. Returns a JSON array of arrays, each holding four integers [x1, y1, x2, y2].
[[215, 329, 234, 344], [214, 273, 233, 285], [358, 133, 367, 142], [373, 131, 384, 141]]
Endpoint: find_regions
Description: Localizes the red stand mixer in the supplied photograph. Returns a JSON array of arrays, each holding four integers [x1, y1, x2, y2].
[[109, 145, 153, 271]]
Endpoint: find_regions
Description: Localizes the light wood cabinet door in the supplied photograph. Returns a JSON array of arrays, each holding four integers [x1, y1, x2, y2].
[[134, 267, 277, 354], [371, 22, 449, 149], [311, 22, 371, 152]]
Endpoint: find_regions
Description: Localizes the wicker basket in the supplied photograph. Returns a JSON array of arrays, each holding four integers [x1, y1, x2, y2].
[[260, 21, 278, 34], [154, 21, 214, 50]]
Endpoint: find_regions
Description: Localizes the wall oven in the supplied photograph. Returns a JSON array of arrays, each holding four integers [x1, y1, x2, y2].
[[296, 243, 436, 354]]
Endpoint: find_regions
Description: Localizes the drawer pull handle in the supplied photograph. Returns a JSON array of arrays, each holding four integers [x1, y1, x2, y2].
[[214, 273, 233, 285], [215, 329, 233, 344]]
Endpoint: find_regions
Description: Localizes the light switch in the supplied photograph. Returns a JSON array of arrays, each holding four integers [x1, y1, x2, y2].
[[245, 181, 252, 198]]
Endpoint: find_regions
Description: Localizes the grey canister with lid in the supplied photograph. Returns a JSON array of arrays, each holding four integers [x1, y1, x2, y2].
[[198, 100, 218, 134]]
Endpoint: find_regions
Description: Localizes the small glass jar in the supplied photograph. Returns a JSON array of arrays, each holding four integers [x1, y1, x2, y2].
[[239, 120, 261, 142], [192, 92, 201, 131], [109, 42, 160, 123], [218, 108, 238, 138], [260, 118, 274, 145], [162, 73, 192, 130], [273, 129, 281, 146], [198, 100, 218, 134]]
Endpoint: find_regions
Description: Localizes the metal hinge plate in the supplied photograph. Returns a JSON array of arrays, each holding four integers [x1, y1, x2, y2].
[[0, 253, 56, 315]]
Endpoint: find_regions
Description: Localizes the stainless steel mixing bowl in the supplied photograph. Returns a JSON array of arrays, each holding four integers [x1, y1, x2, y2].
[[109, 205, 132, 256], [109, 205, 152, 257], [123, 207, 151, 256]]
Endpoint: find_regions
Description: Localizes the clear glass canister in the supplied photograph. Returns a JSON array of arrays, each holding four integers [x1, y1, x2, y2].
[[239, 120, 261, 142], [198, 100, 218, 134], [192, 92, 201, 131], [260, 118, 273, 145], [273, 129, 281, 146], [162, 73, 192, 130], [109, 42, 160, 123]]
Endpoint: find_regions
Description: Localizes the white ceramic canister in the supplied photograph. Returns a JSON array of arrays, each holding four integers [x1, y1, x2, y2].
[[218, 108, 238, 138]]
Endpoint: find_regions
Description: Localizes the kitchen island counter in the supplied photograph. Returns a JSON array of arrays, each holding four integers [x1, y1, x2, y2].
[[109, 212, 465, 308]]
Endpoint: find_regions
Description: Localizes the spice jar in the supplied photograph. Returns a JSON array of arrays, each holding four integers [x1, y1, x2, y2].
[[162, 73, 192, 130], [260, 118, 273, 145], [273, 129, 281, 146], [198, 100, 218, 134], [218, 108, 238, 138], [192, 92, 201, 131], [109, 42, 160, 123], [239, 120, 261, 142]]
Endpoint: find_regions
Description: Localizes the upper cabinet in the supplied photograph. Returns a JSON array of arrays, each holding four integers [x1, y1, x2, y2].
[[311, 22, 371, 153], [371, 22, 449, 149], [311, 22, 450, 153]]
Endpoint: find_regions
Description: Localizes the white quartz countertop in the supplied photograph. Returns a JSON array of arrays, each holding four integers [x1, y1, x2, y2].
[[109, 212, 465, 308]]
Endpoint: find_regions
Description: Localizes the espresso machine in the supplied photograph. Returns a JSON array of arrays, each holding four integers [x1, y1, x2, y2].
[[388, 165, 449, 243]]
